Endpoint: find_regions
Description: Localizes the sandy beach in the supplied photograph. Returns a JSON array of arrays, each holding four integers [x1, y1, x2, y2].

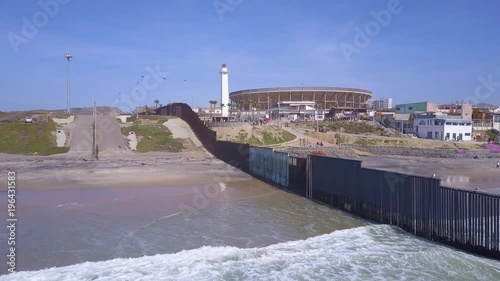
[[1, 148, 500, 193], [0, 149, 252, 191]]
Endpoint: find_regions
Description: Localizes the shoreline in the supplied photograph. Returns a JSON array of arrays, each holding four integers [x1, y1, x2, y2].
[[0, 150, 252, 191], [1, 149, 500, 193]]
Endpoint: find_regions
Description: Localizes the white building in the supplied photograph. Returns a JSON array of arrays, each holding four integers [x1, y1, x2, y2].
[[192, 107, 221, 114], [371, 98, 393, 110], [493, 114, 500, 131], [270, 101, 325, 121], [413, 113, 472, 141]]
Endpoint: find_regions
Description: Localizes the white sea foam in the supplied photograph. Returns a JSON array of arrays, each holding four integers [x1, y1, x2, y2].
[[55, 202, 84, 208], [2, 225, 500, 281]]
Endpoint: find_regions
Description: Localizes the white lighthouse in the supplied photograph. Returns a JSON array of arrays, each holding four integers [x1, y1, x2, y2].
[[220, 63, 229, 120]]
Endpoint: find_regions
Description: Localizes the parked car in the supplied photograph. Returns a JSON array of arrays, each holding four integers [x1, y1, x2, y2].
[[24, 118, 33, 123]]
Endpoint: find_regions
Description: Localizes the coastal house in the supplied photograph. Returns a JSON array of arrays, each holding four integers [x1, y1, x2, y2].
[[394, 102, 438, 133], [413, 112, 473, 141]]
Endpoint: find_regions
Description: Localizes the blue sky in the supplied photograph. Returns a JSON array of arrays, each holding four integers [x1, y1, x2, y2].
[[1, 0, 499, 112]]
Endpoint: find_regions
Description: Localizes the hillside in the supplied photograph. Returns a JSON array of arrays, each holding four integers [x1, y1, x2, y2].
[[0, 120, 69, 155], [121, 116, 184, 152], [0, 106, 122, 119], [212, 124, 296, 146]]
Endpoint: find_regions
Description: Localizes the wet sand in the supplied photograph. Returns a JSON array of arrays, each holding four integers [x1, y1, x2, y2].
[[360, 155, 500, 194], [2, 150, 500, 193], [0, 150, 250, 191]]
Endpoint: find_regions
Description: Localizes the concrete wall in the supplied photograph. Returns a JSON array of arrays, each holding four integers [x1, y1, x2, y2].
[[375, 114, 396, 128], [116, 115, 131, 123], [52, 116, 75, 125]]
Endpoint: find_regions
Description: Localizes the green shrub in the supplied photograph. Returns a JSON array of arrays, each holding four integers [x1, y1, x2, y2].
[[0, 121, 69, 155], [121, 122, 183, 152]]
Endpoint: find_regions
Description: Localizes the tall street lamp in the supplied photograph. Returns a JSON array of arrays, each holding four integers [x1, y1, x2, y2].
[[63, 53, 73, 115]]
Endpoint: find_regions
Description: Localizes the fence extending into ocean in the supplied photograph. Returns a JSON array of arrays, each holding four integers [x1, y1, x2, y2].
[[156, 103, 500, 260]]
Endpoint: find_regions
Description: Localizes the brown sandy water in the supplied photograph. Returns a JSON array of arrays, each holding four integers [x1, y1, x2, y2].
[[0, 179, 364, 274], [2, 179, 500, 280]]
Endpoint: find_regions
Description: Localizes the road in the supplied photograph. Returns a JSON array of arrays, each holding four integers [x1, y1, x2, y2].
[[68, 115, 126, 154]]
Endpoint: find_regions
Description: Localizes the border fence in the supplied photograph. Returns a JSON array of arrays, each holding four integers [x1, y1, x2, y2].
[[156, 103, 500, 260]]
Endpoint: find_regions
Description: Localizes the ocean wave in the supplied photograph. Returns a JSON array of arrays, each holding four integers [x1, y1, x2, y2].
[[2, 225, 500, 281]]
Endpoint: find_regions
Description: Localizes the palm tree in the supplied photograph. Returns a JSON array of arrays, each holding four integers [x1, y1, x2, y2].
[[209, 100, 217, 120], [255, 103, 262, 120], [154, 99, 160, 108], [237, 101, 244, 121], [250, 101, 256, 121], [226, 103, 232, 119]]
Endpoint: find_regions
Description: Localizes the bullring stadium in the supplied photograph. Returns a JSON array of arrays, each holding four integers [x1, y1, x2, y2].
[[229, 87, 372, 110], [229, 87, 372, 120]]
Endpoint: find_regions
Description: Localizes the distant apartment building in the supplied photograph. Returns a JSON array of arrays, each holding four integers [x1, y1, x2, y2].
[[395, 102, 437, 114], [437, 103, 472, 121], [413, 112, 472, 141], [370, 98, 393, 110], [472, 108, 495, 120], [493, 114, 500, 132], [472, 107, 494, 131]]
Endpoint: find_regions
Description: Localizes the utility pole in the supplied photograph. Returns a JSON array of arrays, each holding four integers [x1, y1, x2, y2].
[[315, 103, 320, 132], [63, 53, 73, 115], [277, 102, 280, 127], [401, 107, 404, 133], [267, 96, 270, 120], [93, 101, 98, 160]]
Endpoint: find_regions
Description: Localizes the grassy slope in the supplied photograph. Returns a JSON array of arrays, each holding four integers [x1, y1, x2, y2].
[[0, 121, 69, 155], [233, 126, 296, 146], [121, 117, 183, 152]]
